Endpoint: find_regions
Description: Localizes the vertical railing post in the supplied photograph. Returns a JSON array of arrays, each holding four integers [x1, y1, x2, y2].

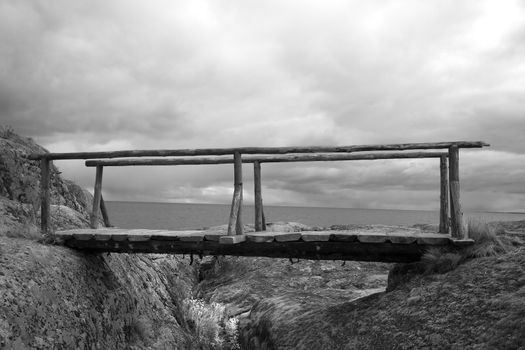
[[40, 158, 51, 235], [90, 165, 104, 229], [439, 155, 449, 233], [100, 194, 112, 227], [448, 145, 465, 238], [254, 161, 265, 231], [227, 151, 243, 235]]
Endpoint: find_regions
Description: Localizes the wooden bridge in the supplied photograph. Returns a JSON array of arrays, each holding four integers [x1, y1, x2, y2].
[[29, 141, 489, 263]]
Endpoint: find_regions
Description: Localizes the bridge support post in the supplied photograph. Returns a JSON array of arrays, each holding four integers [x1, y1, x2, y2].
[[228, 151, 243, 235], [90, 165, 104, 229], [439, 155, 449, 233], [448, 146, 465, 238], [40, 158, 51, 235], [254, 161, 266, 231], [100, 194, 112, 227]]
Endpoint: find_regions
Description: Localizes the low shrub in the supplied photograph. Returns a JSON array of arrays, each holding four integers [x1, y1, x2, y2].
[[183, 298, 240, 350]]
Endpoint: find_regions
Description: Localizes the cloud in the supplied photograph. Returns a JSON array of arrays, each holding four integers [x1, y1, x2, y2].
[[1, 0, 524, 212]]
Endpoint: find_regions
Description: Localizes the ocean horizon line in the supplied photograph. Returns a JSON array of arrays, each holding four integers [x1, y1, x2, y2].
[[105, 200, 525, 215]]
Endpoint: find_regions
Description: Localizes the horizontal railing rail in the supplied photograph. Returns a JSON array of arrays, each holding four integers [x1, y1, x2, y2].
[[84, 151, 448, 167], [27, 141, 489, 160]]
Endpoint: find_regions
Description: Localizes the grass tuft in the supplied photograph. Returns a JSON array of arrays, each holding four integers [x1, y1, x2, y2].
[[465, 219, 515, 258], [420, 219, 521, 274], [422, 247, 463, 274]]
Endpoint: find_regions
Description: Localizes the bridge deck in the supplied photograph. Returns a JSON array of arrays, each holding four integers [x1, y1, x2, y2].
[[55, 226, 473, 263]]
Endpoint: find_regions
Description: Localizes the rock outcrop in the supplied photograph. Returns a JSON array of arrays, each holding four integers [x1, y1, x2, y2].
[[0, 128, 202, 349]]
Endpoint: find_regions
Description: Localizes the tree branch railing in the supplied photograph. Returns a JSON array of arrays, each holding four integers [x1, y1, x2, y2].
[[28, 141, 489, 239]]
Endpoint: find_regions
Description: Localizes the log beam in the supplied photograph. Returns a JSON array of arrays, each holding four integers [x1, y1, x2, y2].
[[84, 151, 449, 167], [29, 141, 489, 160]]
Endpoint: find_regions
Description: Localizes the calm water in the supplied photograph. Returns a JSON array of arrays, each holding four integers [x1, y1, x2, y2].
[[105, 201, 525, 230]]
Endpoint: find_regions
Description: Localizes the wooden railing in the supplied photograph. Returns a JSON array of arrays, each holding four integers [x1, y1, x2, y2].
[[28, 141, 489, 238]]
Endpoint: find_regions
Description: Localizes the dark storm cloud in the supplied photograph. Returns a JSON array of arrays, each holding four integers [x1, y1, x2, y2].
[[1, 0, 525, 212]]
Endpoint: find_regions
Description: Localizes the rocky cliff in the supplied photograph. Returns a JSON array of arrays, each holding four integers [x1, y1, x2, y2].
[[0, 128, 202, 349]]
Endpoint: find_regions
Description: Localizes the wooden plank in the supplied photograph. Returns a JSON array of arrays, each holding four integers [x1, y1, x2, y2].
[[29, 141, 489, 160], [254, 161, 264, 231], [90, 165, 103, 229], [40, 159, 51, 235], [124, 229, 152, 242], [246, 232, 275, 243], [330, 232, 358, 242], [220, 235, 246, 244], [451, 238, 475, 247], [94, 232, 113, 241], [387, 232, 418, 244], [274, 232, 301, 242], [416, 234, 451, 245], [300, 231, 331, 242], [54, 231, 73, 240], [179, 233, 204, 242], [151, 230, 185, 241], [73, 232, 94, 241], [449, 146, 465, 239], [204, 232, 224, 242], [111, 233, 129, 241], [357, 233, 389, 243]]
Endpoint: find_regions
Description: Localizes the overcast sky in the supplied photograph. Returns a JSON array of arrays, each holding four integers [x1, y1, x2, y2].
[[1, 0, 525, 212]]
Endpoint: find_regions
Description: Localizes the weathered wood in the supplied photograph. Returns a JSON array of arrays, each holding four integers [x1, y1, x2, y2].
[[330, 232, 358, 242], [300, 231, 331, 242], [179, 233, 204, 242], [449, 146, 465, 239], [40, 159, 51, 235], [29, 141, 489, 160], [57, 227, 474, 262], [246, 232, 276, 243], [90, 165, 103, 229], [64, 239, 428, 263], [100, 194, 112, 227], [439, 155, 449, 233], [73, 232, 94, 241], [84, 151, 451, 167], [451, 238, 475, 247], [227, 189, 242, 236], [203, 232, 224, 242], [234, 151, 243, 235], [274, 232, 302, 242], [357, 233, 389, 243], [386, 232, 418, 244], [254, 161, 264, 231], [220, 235, 246, 244], [416, 234, 451, 245]]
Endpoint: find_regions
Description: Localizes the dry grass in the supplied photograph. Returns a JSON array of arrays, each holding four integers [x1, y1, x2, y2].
[[183, 298, 240, 350], [465, 219, 518, 258], [421, 219, 522, 274]]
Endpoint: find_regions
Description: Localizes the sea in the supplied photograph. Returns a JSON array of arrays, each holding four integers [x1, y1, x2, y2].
[[105, 201, 525, 230]]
